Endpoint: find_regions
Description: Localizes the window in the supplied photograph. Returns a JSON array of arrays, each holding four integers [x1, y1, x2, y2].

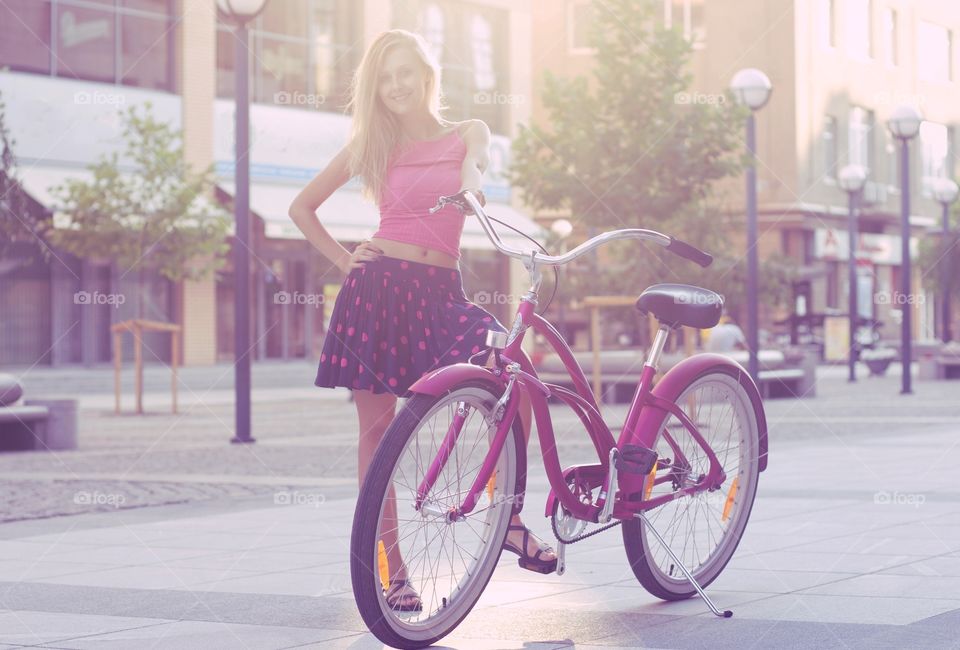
[[0, 0, 51, 74], [819, 0, 836, 48], [882, 8, 897, 66], [470, 15, 495, 91], [920, 121, 950, 193], [568, 0, 595, 53], [845, 0, 872, 60], [216, 0, 357, 110], [419, 4, 445, 64], [823, 114, 838, 179], [663, 0, 706, 49], [848, 107, 875, 173], [919, 21, 953, 82], [0, 0, 174, 90]]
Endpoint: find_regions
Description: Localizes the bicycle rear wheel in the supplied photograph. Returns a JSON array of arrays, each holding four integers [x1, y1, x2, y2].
[[622, 365, 761, 600], [350, 381, 524, 649]]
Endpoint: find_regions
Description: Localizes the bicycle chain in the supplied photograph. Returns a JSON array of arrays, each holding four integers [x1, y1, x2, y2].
[[551, 511, 622, 545]]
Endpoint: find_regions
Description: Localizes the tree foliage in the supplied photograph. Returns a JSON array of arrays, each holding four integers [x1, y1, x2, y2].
[[48, 103, 231, 317], [510, 0, 793, 337]]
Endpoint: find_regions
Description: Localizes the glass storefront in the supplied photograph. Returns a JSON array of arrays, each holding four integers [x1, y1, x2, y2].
[[0, 0, 175, 91]]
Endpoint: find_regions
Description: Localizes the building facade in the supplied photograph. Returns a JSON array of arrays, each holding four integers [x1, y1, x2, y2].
[[530, 0, 960, 353], [0, 0, 538, 367]]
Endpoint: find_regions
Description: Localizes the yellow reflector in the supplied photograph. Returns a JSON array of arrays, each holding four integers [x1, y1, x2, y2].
[[644, 461, 657, 500], [722, 477, 739, 522], [378, 539, 390, 591], [486, 470, 497, 499]]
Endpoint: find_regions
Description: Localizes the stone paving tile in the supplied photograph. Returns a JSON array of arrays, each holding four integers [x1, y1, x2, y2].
[[0, 609, 169, 646]]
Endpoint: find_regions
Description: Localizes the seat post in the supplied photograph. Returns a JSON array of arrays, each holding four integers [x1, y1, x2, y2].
[[644, 325, 671, 371]]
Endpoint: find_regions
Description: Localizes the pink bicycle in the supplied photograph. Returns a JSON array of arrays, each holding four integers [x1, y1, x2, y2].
[[350, 190, 769, 649]]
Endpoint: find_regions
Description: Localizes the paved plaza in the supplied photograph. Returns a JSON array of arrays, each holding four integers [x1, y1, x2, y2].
[[0, 360, 958, 648]]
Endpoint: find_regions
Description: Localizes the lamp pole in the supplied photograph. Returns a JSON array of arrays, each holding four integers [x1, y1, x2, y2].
[[730, 68, 773, 383], [218, 0, 268, 443], [886, 105, 922, 395], [839, 164, 867, 383], [932, 178, 959, 343]]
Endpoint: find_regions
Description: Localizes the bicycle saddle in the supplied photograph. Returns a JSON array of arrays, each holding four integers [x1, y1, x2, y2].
[[635, 284, 723, 329]]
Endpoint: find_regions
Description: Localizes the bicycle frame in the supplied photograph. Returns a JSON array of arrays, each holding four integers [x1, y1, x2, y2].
[[410, 190, 767, 529]]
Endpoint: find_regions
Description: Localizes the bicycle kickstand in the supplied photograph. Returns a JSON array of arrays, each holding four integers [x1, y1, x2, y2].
[[634, 513, 733, 618]]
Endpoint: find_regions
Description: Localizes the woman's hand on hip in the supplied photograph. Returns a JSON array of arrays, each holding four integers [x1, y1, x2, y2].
[[343, 240, 384, 273]]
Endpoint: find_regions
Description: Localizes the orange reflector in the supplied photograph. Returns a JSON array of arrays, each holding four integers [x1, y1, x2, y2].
[[722, 477, 739, 522], [644, 461, 657, 501], [486, 470, 497, 499], [378, 539, 390, 591]]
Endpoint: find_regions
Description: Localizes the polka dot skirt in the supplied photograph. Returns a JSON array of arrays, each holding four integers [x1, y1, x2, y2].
[[315, 255, 508, 398]]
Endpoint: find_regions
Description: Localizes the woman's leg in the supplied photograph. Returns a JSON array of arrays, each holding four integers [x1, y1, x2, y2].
[[354, 388, 410, 582]]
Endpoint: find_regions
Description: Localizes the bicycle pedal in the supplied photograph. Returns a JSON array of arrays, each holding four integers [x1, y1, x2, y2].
[[616, 444, 658, 475]]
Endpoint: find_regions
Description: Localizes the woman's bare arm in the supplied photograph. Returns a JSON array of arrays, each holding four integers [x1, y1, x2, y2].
[[458, 120, 490, 203], [288, 145, 363, 274]]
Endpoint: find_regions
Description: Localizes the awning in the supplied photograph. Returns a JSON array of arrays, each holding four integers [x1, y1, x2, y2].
[[216, 181, 546, 251]]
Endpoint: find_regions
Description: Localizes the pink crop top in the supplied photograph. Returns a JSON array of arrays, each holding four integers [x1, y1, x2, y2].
[[372, 129, 467, 260]]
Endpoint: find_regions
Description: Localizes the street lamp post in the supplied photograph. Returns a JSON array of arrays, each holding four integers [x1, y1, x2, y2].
[[932, 178, 959, 343], [550, 219, 574, 341], [730, 68, 773, 383], [218, 0, 268, 443], [839, 165, 868, 383], [887, 105, 922, 395]]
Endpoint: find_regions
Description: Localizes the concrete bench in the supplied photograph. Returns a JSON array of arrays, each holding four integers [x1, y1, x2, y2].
[[0, 374, 77, 451]]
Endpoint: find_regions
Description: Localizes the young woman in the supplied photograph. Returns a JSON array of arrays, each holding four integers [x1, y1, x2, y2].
[[288, 30, 556, 611]]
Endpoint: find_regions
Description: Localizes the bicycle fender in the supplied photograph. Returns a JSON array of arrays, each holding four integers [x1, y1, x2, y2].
[[407, 363, 505, 396], [633, 354, 768, 472]]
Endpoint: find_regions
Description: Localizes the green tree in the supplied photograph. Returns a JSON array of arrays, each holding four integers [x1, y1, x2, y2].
[[0, 90, 52, 260], [510, 0, 792, 340], [48, 102, 230, 321]]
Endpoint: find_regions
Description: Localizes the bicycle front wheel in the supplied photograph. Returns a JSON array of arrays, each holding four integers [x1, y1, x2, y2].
[[350, 381, 524, 649], [622, 365, 761, 600]]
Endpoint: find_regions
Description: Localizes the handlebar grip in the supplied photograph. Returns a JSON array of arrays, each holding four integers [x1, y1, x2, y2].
[[666, 237, 713, 268]]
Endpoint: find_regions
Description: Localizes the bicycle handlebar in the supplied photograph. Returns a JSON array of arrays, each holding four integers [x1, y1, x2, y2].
[[430, 190, 713, 269]]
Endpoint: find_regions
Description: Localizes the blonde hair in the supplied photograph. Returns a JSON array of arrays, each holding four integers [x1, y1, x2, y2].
[[347, 30, 444, 201]]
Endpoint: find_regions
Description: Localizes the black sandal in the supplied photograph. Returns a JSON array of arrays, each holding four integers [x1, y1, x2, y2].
[[384, 578, 423, 612], [502, 524, 558, 574]]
